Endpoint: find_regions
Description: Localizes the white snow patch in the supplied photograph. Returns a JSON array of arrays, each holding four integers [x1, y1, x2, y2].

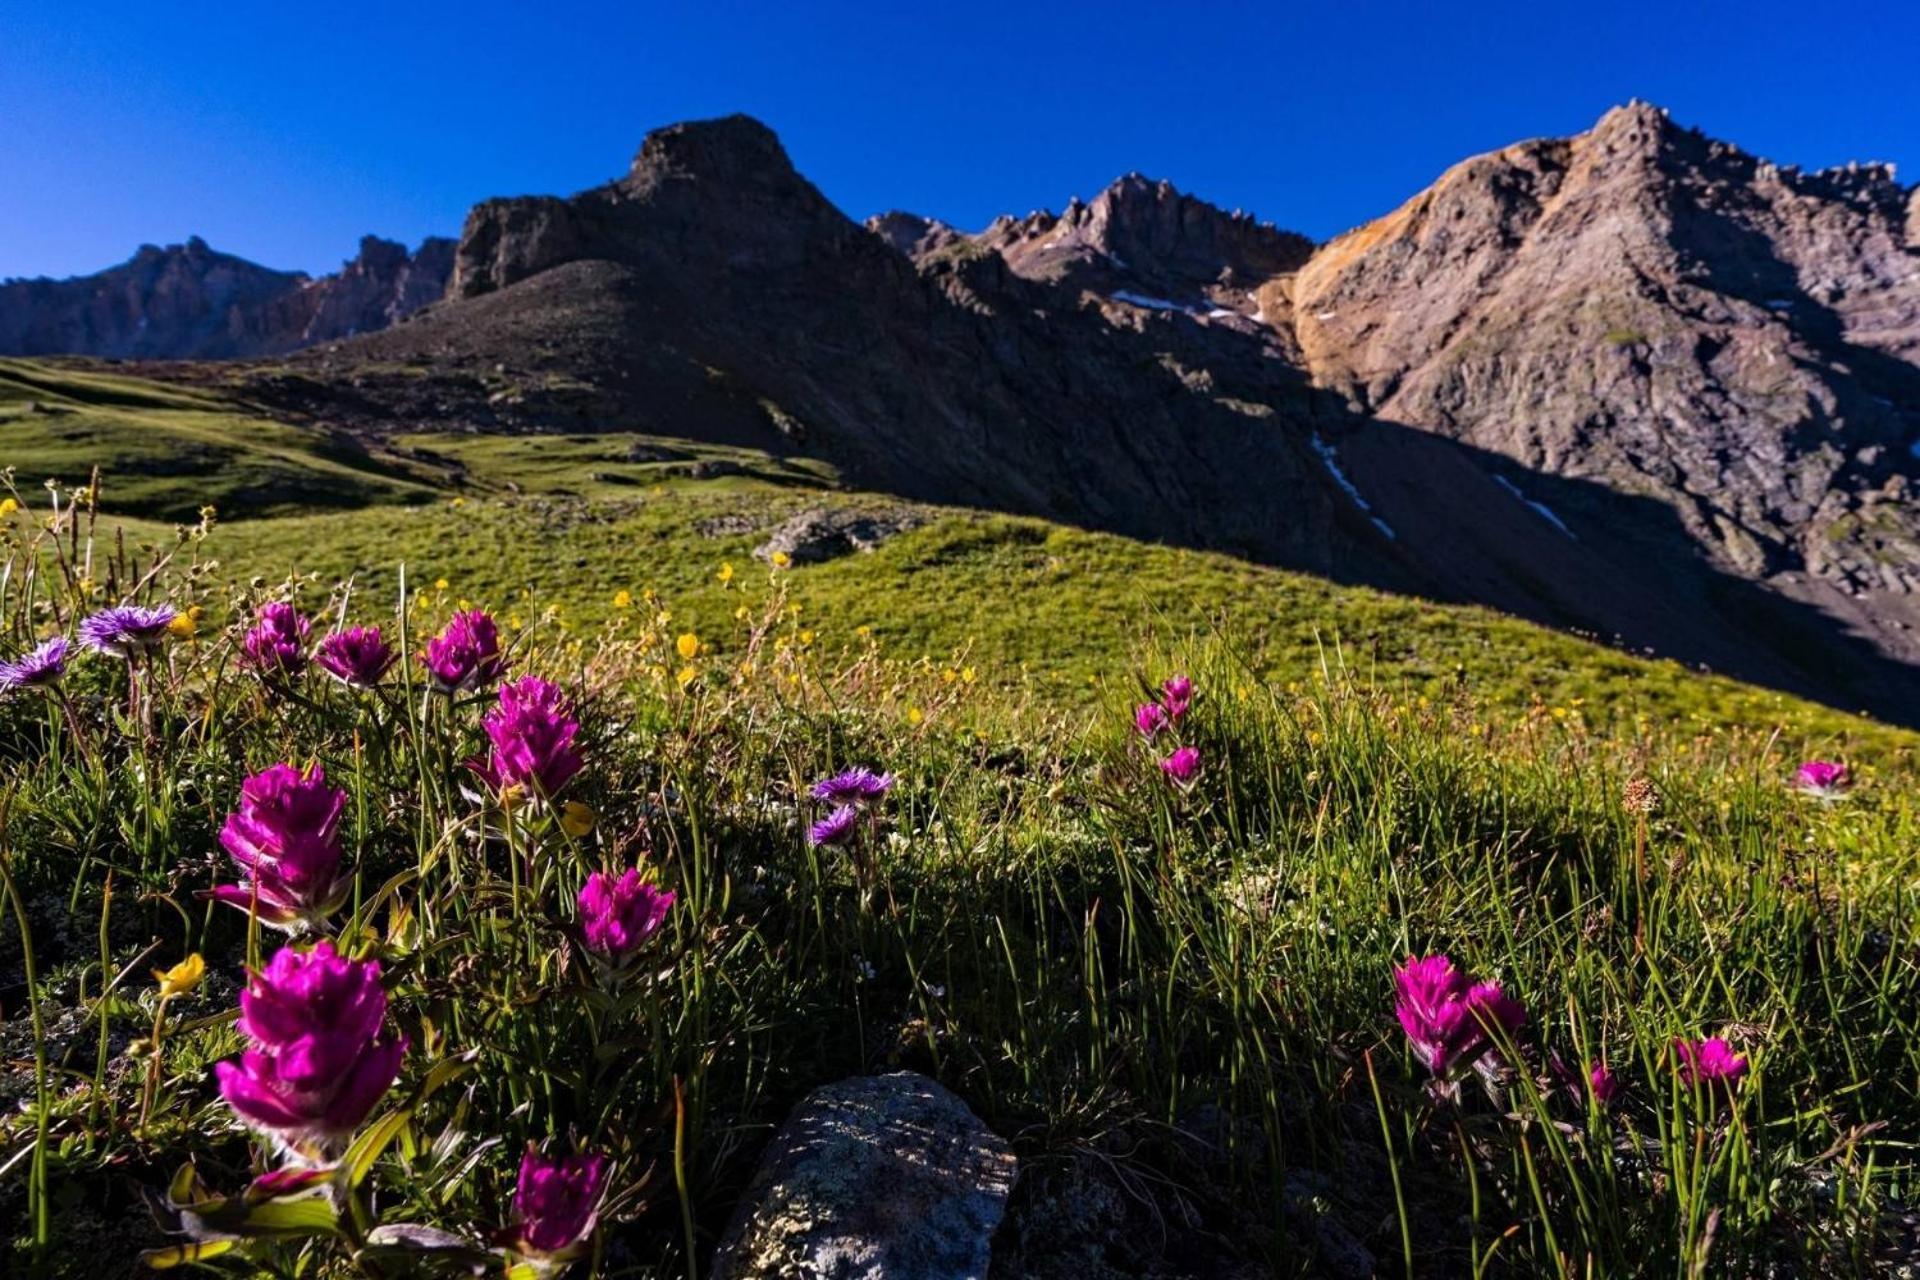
[[1111, 290, 1185, 312], [1314, 310, 1339, 321], [1206, 308, 1238, 319], [1370, 515, 1398, 540], [1493, 474, 1576, 539], [1311, 434, 1375, 514]]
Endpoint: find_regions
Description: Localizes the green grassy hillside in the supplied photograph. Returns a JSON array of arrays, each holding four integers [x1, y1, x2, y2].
[[0, 358, 434, 518], [2, 357, 1913, 760]]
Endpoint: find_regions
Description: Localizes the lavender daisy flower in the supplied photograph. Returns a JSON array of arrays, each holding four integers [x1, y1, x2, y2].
[[78, 604, 177, 657], [0, 636, 69, 692], [809, 767, 895, 808], [315, 626, 396, 689], [809, 804, 859, 847]]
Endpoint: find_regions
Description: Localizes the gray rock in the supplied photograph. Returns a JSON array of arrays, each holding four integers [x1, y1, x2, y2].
[[753, 507, 925, 566], [710, 1072, 1016, 1280]]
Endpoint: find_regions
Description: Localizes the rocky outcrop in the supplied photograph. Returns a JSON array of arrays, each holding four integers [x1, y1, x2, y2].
[[753, 506, 926, 565], [0, 234, 453, 359], [709, 1072, 1015, 1280]]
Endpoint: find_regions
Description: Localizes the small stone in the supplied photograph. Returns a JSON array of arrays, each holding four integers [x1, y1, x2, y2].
[[710, 1072, 1015, 1280]]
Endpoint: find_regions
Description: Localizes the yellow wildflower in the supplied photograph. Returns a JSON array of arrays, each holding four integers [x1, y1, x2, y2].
[[167, 606, 203, 639], [717, 562, 734, 584], [152, 953, 205, 998], [855, 624, 873, 639], [734, 605, 751, 622], [560, 801, 596, 838], [0, 497, 17, 518], [434, 577, 449, 592], [613, 590, 633, 609], [907, 705, 924, 725], [769, 550, 792, 568], [961, 666, 977, 684], [676, 665, 698, 687], [676, 633, 700, 661], [799, 630, 814, 646]]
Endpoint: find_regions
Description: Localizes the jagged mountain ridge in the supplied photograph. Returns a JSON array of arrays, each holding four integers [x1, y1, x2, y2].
[[16, 105, 1920, 722], [0, 234, 454, 359]]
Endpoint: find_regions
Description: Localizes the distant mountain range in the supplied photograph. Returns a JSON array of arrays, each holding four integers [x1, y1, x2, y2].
[[7, 104, 1919, 722], [0, 234, 453, 358]]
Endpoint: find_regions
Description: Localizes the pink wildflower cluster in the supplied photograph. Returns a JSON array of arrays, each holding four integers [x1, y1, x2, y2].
[[1133, 674, 1201, 788]]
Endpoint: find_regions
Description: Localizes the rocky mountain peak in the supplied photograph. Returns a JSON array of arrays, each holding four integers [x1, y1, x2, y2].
[[623, 114, 799, 196]]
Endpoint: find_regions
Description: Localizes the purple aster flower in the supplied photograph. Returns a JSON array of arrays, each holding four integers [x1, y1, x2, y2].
[[1393, 954, 1525, 1075], [1160, 745, 1201, 787], [510, 1145, 608, 1260], [809, 804, 859, 847], [240, 601, 311, 678], [0, 636, 69, 692], [421, 609, 507, 693], [1134, 702, 1169, 738], [1675, 1037, 1748, 1088], [78, 604, 177, 657], [315, 626, 396, 689], [578, 869, 676, 964], [206, 763, 351, 933], [809, 767, 895, 808], [1793, 760, 1849, 800], [213, 940, 405, 1155], [467, 676, 584, 800], [1161, 674, 1193, 721]]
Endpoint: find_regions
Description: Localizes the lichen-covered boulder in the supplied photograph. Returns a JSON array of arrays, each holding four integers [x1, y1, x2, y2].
[[709, 1072, 1016, 1280]]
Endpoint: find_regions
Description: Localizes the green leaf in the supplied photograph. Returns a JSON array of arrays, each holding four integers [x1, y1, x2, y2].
[[140, 1239, 237, 1269], [235, 1195, 340, 1237], [339, 1107, 413, 1190]]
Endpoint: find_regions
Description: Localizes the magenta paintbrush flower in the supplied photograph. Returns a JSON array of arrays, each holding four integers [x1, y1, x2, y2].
[[213, 940, 405, 1154], [467, 676, 584, 800], [1793, 760, 1849, 800], [578, 869, 675, 963], [78, 604, 177, 657], [422, 608, 507, 693], [1588, 1061, 1622, 1105], [1134, 702, 1169, 738], [1675, 1037, 1748, 1088], [509, 1145, 609, 1260], [809, 767, 895, 808], [0, 636, 69, 692], [809, 804, 859, 847], [207, 763, 351, 933], [1160, 745, 1201, 787], [240, 601, 311, 678], [1393, 955, 1526, 1075], [1161, 674, 1193, 720], [315, 625, 396, 689]]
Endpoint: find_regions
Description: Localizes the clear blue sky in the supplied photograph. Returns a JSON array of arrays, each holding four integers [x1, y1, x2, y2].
[[4, 1, 1916, 280]]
